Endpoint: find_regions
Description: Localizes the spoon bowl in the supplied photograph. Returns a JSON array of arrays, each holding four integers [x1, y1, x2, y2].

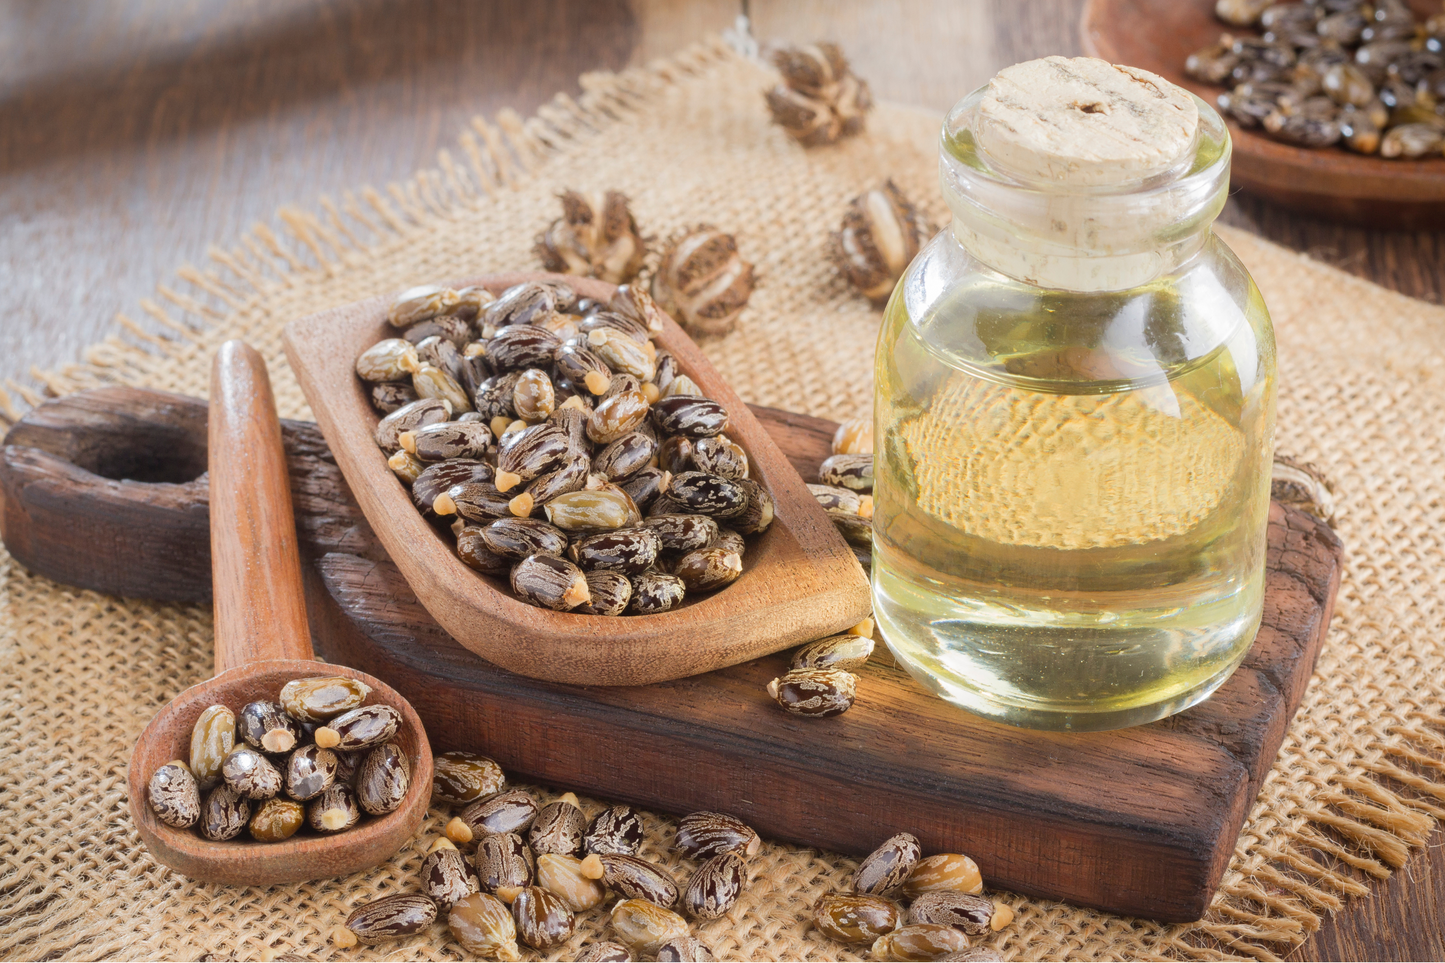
[[127, 340, 432, 885]]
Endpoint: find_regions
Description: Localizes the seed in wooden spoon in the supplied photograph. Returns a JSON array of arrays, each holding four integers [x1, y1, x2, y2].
[[237, 701, 299, 754], [356, 741, 410, 815], [285, 744, 339, 801], [200, 784, 250, 841], [314, 704, 402, 752], [249, 797, 304, 842], [188, 705, 235, 790], [221, 745, 282, 800], [147, 761, 200, 829], [279, 676, 372, 723], [308, 784, 361, 833]]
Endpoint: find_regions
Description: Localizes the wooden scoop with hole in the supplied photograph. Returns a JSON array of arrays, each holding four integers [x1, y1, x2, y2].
[[126, 340, 432, 885]]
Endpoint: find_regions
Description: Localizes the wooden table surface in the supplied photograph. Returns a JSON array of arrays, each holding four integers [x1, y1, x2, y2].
[[2, 0, 1440, 958]]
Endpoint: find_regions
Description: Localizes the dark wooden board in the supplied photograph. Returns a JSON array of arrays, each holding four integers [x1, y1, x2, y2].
[[0, 387, 1344, 922]]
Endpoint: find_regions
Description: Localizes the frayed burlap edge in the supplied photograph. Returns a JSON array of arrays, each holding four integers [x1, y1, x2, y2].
[[4, 35, 1445, 962]]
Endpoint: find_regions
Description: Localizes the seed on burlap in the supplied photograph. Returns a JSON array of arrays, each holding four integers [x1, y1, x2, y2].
[[344, 893, 438, 943]]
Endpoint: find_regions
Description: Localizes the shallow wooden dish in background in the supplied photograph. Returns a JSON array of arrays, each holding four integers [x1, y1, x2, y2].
[[284, 273, 871, 687], [1082, 0, 1445, 229]]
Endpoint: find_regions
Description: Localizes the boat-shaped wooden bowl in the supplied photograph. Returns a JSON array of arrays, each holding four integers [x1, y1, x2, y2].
[[1082, 0, 1445, 228], [284, 273, 871, 687]]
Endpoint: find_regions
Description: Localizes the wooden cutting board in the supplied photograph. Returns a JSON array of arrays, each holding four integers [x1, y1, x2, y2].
[[0, 386, 1344, 922]]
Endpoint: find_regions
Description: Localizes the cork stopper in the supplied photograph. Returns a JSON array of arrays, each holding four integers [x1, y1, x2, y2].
[[975, 57, 1198, 187]]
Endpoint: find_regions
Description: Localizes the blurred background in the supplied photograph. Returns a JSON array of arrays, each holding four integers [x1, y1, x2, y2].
[[4, 0, 1442, 400]]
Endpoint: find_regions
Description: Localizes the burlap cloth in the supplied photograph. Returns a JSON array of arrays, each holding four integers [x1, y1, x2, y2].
[[4, 38, 1445, 962]]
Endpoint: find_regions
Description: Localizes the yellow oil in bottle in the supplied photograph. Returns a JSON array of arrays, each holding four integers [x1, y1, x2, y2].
[[872, 265, 1276, 730]]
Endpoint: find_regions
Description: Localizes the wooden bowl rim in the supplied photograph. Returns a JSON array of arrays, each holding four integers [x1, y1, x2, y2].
[[1080, 0, 1445, 204], [283, 272, 871, 685], [128, 659, 433, 886]]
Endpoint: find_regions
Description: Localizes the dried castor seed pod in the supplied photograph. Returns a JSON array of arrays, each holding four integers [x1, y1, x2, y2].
[[871, 923, 969, 962], [903, 853, 984, 899], [404, 421, 494, 462], [657, 936, 716, 962], [812, 892, 901, 943], [511, 554, 591, 611], [356, 741, 410, 816], [668, 471, 748, 519], [651, 396, 729, 438], [248, 796, 304, 842], [545, 488, 637, 533], [576, 941, 634, 962], [356, 337, 420, 382], [730, 478, 775, 535], [345, 893, 438, 944], [820, 453, 874, 492], [370, 382, 418, 413], [314, 704, 401, 752], [412, 362, 473, 414], [768, 667, 857, 717], [200, 784, 251, 841], [147, 760, 200, 828], [422, 837, 480, 910], [529, 793, 588, 856], [691, 435, 748, 480], [389, 284, 461, 328], [463, 789, 541, 839], [221, 745, 282, 800], [568, 527, 663, 575], [375, 397, 451, 452], [832, 414, 873, 455], [793, 633, 875, 672], [1271, 455, 1336, 524], [832, 181, 933, 303], [651, 226, 755, 336], [511, 885, 575, 950], [674, 810, 761, 859], [908, 891, 1013, 934], [579, 852, 679, 907], [585, 804, 646, 856], [237, 701, 300, 755], [432, 750, 505, 805], [536, 853, 607, 911], [674, 546, 744, 593], [766, 83, 842, 146], [482, 517, 569, 560], [189, 705, 235, 790], [853, 833, 922, 895], [683, 851, 745, 920], [629, 570, 685, 614], [575, 570, 633, 616], [610, 898, 689, 957], [535, 190, 647, 285], [307, 784, 361, 833], [279, 676, 371, 723], [449, 891, 522, 961]]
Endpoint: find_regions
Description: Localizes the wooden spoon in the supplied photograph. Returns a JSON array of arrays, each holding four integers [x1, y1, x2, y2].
[[127, 340, 432, 885]]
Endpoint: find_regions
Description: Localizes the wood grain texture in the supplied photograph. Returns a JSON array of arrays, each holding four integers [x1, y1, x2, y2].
[[208, 341, 313, 671], [283, 273, 872, 686], [1081, 0, 1445, 229], [3, 0, 1442, 952], [0, 387, 1341, 921]]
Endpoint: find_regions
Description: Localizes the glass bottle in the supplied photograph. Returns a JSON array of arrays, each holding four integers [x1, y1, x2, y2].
[[872, 62, 1277, 731]]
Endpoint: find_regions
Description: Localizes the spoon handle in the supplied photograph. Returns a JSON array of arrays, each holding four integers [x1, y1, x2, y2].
[[209, 340, 313, 673]]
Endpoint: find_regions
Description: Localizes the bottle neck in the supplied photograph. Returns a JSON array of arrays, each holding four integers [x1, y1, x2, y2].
[[939, 90, 1231, 293]]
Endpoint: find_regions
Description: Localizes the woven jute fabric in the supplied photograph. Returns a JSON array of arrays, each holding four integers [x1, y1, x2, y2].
[[4, 37, 1445, 962]]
